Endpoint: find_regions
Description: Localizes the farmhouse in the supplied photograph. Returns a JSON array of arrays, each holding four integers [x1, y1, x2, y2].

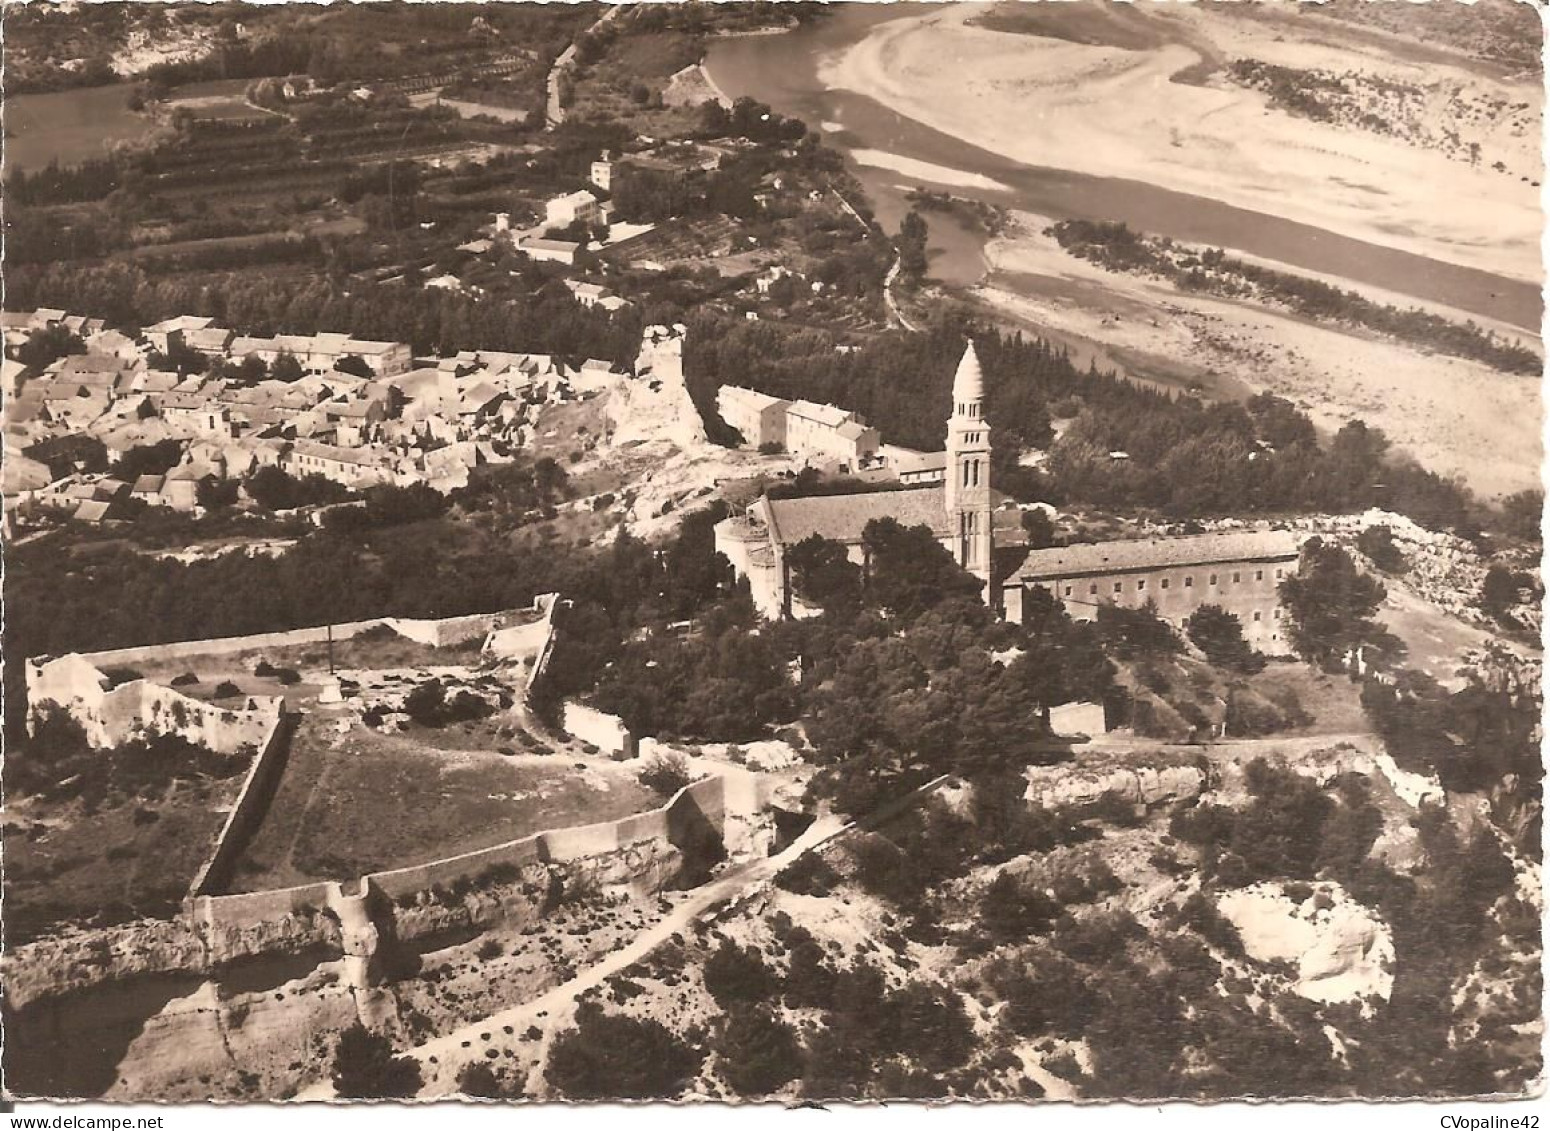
[[544, 189, 605, 230], [520, 236, 583, 266]]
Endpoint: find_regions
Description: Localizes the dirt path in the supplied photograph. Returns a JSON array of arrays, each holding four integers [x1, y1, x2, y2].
[[400, 811, 844, 1097]]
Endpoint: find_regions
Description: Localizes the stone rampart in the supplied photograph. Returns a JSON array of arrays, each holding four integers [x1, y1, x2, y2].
[[192, 774, 734, 966], [188, 712, 296, 897], [52, 597, 557, 670]]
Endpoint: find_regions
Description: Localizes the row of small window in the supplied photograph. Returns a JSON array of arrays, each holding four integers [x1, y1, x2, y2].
[[1064, 567, 1283, 599]]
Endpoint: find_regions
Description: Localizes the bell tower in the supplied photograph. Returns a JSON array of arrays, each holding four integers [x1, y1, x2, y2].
[[944, 340, 993, 587]]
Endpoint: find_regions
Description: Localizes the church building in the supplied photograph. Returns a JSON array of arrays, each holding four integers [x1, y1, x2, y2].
[[715, 339, 1303, 636], [715, 341, 995, 618]]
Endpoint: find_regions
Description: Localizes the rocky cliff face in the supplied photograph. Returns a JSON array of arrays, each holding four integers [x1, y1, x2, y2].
[[1023, 759, 1208, 812]]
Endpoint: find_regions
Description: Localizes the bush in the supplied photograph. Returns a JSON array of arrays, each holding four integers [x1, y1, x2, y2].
[[170, 672, 200, 687], [703, 940, 773, 1007], [638, 751, 693, 797], [1357, 525, 1409, 573], [546, 1003, 704, 1099], [273, 667, 302, 685], [775, 852, 841, 896], [716, 1005, 803, 1096], [330, 1023, 422, 1098], [212, 681, 243, 699]]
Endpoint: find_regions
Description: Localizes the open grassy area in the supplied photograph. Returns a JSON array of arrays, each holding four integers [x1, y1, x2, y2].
[[4, 780, 240, 945], [231, 706, 657, 890]]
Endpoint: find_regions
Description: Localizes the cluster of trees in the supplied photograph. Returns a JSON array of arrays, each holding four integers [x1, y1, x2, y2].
[[10, 323, 86, 369], [546, 1002, 704, 1099], [330, 1024, 422, 1098], [402, 678, 497, 728], [1361, 661, 1541, 814], [7, 261, 646, 370], [896, 210, 929, 281], [1050, 219, 1541, 376], [244, 466, 354, 512], [685, 316, 1487, 533]]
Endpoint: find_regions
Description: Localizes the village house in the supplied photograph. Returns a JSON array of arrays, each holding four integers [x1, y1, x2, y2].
[[284, 439, 395, 488], [717, 386, 790, 450], [889, 447, 949, 486], [144, 314, 216, 355], [564, 280, 628, 312], [520, 236, 583, 266], [545, 188, 605, 230], [784, 399, 880, 469]]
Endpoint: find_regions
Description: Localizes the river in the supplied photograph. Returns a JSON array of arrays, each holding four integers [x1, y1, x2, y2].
[[705, 7, 1541, 333]]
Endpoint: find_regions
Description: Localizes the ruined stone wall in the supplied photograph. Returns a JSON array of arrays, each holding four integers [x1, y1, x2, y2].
[[561, 700, 637, 757], [27, 654, 282, 755]]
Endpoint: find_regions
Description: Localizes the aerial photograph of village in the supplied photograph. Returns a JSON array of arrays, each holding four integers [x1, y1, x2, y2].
[[0, 0, 1543, 1110]]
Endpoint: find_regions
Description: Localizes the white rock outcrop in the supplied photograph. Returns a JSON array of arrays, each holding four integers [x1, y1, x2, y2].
[[1217, 881, 1394, 1005]]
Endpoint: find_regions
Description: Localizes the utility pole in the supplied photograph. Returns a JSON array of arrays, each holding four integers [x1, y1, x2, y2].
[[327, 622, 335, 676]]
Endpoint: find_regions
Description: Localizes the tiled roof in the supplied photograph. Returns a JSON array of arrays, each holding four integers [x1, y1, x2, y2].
[[765, 486, 949, 548], [786, 399, 854, 429], [1007, 530, 1303, 582], [720, 385, 787, 412]]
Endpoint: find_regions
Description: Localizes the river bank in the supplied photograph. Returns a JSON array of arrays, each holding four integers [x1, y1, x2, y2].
[[818, 2, 1540, 288], [975, 211, 1542, 499], [704, 3, 1541, 333]]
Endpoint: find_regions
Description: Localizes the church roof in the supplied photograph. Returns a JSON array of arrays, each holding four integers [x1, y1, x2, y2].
[[765, 486, 949, 548], [952, 341, 984, 403], [1006, 529, 1303, 582]]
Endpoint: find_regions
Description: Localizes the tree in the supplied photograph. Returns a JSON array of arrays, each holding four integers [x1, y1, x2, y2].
[[457, 1061, 506, 1099], [330, 1023, 423, 1098], [110, 439, 183, 482], [703, 940, 774, 1007], [861, 518, 981, 619], [897, 210, 928, 281], [787, 534, 861, 616], [546, 1003, 704, 1099], [270, 352, 305, 382], [1278, 538, 1387, 670], [1480, 565, 1520, 622], [1095, 600, 1180, 660], [1185, 605, 1261, 673], [1021, 508, 1056, 548], [638, 750, 692, 797], [196, 477, 239, 510], [1498, 489, 1542, 543], [12, 323, 85, 368], [1357, 525, 1408, 573], [334, 354, 374, 379], [716, 1006, 803, 1096]]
